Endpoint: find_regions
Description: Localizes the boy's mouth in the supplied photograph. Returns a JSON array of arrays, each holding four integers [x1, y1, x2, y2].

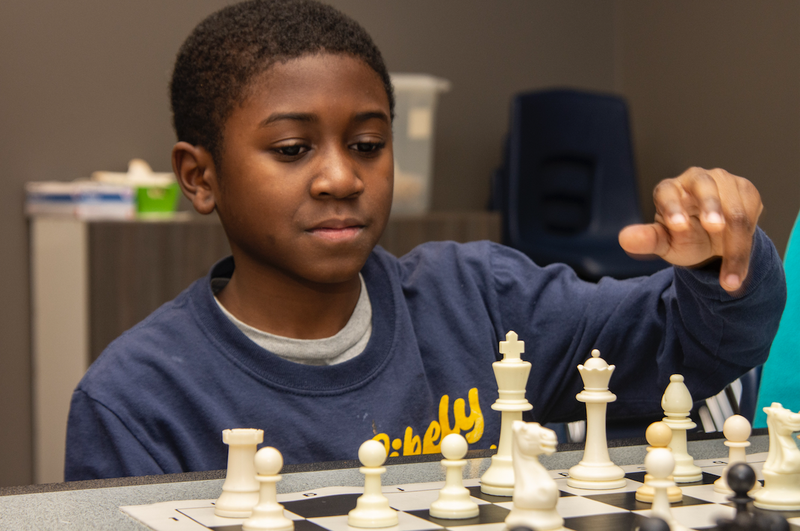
[[307, 218, 365, 241]]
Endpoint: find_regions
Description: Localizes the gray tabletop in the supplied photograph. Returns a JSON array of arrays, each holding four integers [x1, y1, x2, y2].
[[0, 434, 768, 531]]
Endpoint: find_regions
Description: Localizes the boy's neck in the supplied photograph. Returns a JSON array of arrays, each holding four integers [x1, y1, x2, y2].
[[216, 259, 362, 340]]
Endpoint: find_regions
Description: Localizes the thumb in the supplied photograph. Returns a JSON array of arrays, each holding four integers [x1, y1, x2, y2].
[[618, 223, 668, 257]]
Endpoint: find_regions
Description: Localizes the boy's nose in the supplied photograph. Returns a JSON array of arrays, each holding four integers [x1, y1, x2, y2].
[[310, 147, 364, 199]]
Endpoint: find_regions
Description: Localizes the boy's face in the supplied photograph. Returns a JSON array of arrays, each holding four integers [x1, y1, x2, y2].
[[212, 53, 393, 286]]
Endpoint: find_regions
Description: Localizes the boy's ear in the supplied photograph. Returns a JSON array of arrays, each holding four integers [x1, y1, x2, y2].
[[172, 141, 218, 215]]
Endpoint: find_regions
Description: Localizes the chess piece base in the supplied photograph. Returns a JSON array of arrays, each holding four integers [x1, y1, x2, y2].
[[505, 506, 566, 531], [672, 468, 703, 484], [347, 496, 399, 528], [567, 462, 626, 490], [242, 506, 294, 531], [635, 480, 682, 503], [480, 454, 514, 496], [215, 491, 260, 518], [429, 496, 480, 520], [754, 473, 800, 511]]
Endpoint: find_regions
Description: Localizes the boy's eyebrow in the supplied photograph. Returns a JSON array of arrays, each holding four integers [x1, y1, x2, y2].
[[259, 112, 317, 127], [353, 111, 390, 124], [258, 110, 389, 128]]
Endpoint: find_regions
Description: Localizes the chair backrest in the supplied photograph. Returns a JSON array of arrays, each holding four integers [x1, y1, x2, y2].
[[503, 88, 645, 249]]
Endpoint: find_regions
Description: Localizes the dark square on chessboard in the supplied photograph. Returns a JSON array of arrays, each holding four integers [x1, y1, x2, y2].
[[283, 494, 362, 519], [406, 503, 510, 527]]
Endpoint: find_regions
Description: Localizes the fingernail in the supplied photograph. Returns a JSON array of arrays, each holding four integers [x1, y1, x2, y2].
[[670, 213, 687, 226], [725, 274, 741, 289], [705, 211, 724, 224]]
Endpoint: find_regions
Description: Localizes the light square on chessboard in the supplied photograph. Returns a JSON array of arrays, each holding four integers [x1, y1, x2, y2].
[[639, 503, 736, 530], [178, 505, 247, 528], [307, 511, 444, 531], [432, 524, 506, 531], [384, 488, 490, 512]]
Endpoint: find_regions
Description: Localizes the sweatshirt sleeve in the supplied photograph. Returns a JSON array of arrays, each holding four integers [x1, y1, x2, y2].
[[65, 389, 165, 481], [488, 227, 786, 424]]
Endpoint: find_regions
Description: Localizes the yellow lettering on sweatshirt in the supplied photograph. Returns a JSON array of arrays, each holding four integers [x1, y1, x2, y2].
[[373, 388, 484, 457]]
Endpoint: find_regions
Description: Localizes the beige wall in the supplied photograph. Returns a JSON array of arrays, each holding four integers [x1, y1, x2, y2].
[[615, 0, 800, 256], [1, 1, 797, 486]]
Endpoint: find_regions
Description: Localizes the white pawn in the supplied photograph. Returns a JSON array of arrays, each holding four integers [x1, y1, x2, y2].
[[348, 440, 398, 528], [215, 428, 264, 518], [430, 434, 479, 519], [661, 375, 702, 483], [636, 421, 682, 503], [714, 415, 757, 495], [242, 447, 294, 531], [646, 448, 689, 531]]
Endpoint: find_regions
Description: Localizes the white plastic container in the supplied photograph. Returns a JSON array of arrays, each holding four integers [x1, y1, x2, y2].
[[390, 73, 450, 215]]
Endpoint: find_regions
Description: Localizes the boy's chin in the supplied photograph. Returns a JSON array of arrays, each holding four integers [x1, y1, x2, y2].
[[297, 258, 369, 287]]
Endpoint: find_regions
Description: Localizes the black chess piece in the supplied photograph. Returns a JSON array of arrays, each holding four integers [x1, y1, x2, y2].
[[728, 462, 757, 520], [636, 515, 670, 531], [716, 462, 757, 531], [509, 526, 536, 531], [715, 462, 789, 531], [752, 511, 790, 531]]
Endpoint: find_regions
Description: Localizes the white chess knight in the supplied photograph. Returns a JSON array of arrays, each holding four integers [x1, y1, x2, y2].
[[754, 403, 800, 510], [567, 349, 626, 489], [481, 331, 533, 496], [504, 421, 567, 531]]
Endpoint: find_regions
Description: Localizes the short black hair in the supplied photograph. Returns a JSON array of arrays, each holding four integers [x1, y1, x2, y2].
[[170, 0, 394, 163]]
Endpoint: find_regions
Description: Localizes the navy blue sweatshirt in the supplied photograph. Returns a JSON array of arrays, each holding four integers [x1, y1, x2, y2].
[[65, 233, 785, 480]]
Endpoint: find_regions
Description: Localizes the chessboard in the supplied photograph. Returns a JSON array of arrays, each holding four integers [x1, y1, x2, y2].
[[120, 452, 800, 531]]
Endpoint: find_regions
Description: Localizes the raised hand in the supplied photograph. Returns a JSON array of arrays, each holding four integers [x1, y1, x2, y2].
[[618, 167, 763, 293]]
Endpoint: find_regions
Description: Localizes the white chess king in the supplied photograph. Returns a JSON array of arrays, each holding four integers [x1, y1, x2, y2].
[[480, 331, 532, 496]]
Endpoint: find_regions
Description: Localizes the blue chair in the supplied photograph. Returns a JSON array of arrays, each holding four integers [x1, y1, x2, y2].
[[497, 88, 668, 281], [754, 210, 799, 427]]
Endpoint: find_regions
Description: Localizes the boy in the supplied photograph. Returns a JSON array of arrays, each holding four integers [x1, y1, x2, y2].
[[65, 0, 785, 481]]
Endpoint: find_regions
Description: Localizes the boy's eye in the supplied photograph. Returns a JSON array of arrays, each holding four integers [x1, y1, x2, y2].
[[352, 141, 385, 154], [273, 144, 308, 158]]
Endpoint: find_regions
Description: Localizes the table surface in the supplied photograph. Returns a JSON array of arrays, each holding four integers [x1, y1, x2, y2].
[[0, 433, 768, 530]]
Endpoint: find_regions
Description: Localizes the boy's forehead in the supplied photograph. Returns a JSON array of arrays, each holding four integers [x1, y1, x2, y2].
[[241, 53, 391, 112]]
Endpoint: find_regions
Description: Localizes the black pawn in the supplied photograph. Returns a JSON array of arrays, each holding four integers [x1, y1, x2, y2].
[[715, 463, 757, 531], [636, 515, 670, 531], [509, 527, 536, 531], [727, 462, 757, 520]]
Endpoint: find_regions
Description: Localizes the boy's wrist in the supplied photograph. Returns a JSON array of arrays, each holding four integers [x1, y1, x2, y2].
[[673, 227, 776, 301]]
